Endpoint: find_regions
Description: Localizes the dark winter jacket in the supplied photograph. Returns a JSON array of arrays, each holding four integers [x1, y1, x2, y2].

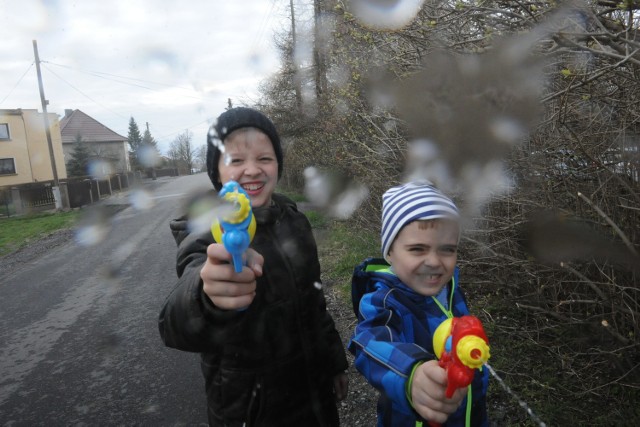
[[159, 193, 348, 427], [349, 258, 488, 427]]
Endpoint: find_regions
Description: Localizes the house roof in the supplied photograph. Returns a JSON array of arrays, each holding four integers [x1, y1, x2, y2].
[[60, 109, 126, 144]]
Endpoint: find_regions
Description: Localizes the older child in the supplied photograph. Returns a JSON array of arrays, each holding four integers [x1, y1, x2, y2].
[[349, 181, 488, 427], [159, 107, 348, 426]]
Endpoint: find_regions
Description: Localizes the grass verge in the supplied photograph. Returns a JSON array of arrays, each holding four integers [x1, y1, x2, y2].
[[316, 219, 378, 298], [0, 210, 80, 256]]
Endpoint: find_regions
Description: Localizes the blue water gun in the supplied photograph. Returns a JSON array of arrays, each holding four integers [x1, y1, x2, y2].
[[211, 181, 257, 273]]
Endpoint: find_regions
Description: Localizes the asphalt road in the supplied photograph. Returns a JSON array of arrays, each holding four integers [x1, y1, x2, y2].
[[0, 173, 214, 426]]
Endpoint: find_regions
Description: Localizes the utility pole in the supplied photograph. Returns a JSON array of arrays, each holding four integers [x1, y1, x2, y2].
[[33, 39, 63, 209]]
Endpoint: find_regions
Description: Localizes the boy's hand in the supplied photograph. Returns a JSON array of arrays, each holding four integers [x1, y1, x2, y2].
[[410, 360, 466, 424], [200, 243, 264, 310], [333, 372, 349, 401]]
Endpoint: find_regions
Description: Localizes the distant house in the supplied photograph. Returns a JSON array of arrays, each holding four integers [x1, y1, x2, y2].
[[60, 109, 130, 175], [0, 108, 67, 187]]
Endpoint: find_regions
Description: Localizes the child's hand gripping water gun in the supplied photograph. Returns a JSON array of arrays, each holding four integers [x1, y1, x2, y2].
[[211, 181, 257, 273], [433, 315, 491, 398]]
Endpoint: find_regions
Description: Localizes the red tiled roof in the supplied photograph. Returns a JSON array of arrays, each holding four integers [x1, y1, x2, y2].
[[60, 109, 126, 144]]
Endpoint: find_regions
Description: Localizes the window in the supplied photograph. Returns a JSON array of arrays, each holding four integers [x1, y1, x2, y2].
[[0, 158, 16, 175], [0, 123, 9, 140]]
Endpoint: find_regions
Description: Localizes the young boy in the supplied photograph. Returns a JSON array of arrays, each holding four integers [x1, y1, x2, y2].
[[159, 107, 348, 426], [349, 181, 488, 426]]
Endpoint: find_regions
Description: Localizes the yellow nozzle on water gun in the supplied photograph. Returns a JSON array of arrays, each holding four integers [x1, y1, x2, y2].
[[223, 190, 252, 223], [457, 335, 490, 369]]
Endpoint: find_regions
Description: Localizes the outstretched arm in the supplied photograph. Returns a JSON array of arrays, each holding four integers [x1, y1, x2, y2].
[[158, 231, 259, 352]]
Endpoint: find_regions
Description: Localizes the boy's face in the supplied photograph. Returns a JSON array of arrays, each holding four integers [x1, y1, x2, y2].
[[387, 219, 459, 297], [218, 129, 278, 208]]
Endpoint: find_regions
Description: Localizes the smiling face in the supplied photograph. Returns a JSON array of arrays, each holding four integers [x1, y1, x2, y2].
[[217, 128, 278, 208], [387, 219, 459, 297]]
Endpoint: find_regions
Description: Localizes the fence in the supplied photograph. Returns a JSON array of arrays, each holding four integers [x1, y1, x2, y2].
[[66, 179, 97, 208], [146, 168, 179, 178], [3, 182, 57, 215], [20, 183, 56, 209], [0, 172, 141, 216]]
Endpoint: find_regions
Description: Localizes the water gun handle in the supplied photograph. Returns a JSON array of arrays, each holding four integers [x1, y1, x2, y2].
[[224, 229, 251, 273], [211, 181, 256, 273]]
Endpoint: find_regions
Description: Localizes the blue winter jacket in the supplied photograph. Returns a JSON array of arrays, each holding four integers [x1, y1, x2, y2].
[[349, 258, 489, 427]]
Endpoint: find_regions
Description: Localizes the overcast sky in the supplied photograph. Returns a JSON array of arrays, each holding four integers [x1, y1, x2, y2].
[[0, 0, 296, 154]]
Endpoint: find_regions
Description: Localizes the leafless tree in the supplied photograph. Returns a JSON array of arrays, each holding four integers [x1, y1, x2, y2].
[[168, 130, 196, 175]]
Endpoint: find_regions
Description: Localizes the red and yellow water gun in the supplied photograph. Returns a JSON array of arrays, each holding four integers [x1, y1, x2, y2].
[[433, 315, 491, 398]]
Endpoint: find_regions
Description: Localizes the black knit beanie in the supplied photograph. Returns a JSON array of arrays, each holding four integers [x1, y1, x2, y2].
[[206, 107, 283, 191]]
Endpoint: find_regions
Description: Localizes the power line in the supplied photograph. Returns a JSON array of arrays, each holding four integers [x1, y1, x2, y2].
[[0, 62, 34, 106], [42, 61, 211, 102], [250, 0, 278, 54], [156, 118, 211, 142], [43, 61, 195, 91], [32, 53, 262, 152], [41, 63, 129, 120], [41, 62, 215, 145]]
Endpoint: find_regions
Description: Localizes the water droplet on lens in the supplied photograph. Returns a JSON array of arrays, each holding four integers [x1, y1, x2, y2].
[[88, 160, 113, 180], [75, 223, 109, 246], [129, 189, 154, 210], [74, 207, 112, 246], [304, 167, 368, 219], [350, 0, 425, 30], [490, 116, 525, 144], [137, 145, 160, 167]]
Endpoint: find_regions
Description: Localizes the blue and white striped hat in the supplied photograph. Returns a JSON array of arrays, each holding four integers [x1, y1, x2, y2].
[[381, 180, 459, 261]]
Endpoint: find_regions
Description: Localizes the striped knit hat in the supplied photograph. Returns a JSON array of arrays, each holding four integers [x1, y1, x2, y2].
[[381, 180, 459, 261]]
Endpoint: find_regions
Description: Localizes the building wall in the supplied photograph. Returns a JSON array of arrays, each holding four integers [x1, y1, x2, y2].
[[62, 139, 131, 175], [0, 109, 67, 187], [0, 110, 33, 184]]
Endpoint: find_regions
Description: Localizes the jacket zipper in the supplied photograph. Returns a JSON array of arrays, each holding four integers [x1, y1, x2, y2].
[[243, 382, 261, 427]]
